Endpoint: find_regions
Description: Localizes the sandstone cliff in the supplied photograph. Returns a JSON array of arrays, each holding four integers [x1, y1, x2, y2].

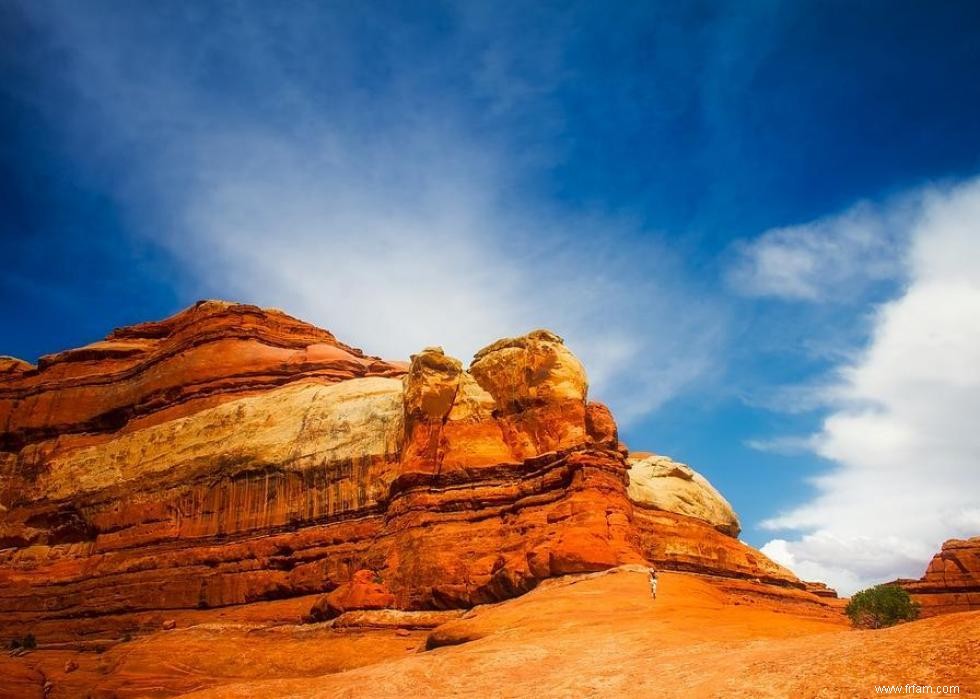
[[0, 301, 814, 642], [896, 537, 980, 617]]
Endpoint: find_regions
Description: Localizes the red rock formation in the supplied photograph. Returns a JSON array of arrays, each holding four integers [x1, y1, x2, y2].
[[803, 581, 839, 599], [308, 569, 396, 621], [0, 302, 822, 644], [896, 537, 980, 617], [631, 508, 802, 588], [0, 306, 645, 641], [0, 299, 404, 453], [625, 451, 802, 588]]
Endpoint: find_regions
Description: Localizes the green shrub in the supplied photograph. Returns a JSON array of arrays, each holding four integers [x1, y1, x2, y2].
[[845, 584, 920, 629]]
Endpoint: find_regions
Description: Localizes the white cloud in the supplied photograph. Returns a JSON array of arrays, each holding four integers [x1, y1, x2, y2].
[[743, 435, 816, 455], [169, 127, 725, 422], [727, 199, 911, 301], [19, 3, 723, 424], [761, 178, 980, 594]]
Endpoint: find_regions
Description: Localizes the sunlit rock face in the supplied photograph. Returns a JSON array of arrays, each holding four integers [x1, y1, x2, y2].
[[0, 303, 646, 638], [896, 537, 980, 617], [629, 508, 803, 588], [0, 301, 809, 640], [377, 330, 642, 609], [625, 453, 804, 587], [627, 453, 741, 538]]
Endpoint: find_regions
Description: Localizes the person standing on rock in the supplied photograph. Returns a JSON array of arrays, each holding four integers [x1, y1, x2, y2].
[[649, 568, 658, 599]]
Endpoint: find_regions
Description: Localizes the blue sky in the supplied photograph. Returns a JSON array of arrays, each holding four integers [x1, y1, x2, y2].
[[2, 1, 979, 592]]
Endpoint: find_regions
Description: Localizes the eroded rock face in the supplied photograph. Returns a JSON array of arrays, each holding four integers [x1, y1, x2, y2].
[[627, 453, 741, 537], [803, 581, 839, 599], [0, 302, 816, 642], [896, 537, 980, 617], [383, 333, 641, 609], [400, 346, 511, 474], [624, 453, 803, 588], [631, 508, 801, 588], [468, 330, 589, 458], [308, 569, 396, 621], [0, 300, 405, 454], [0, 304, 644, 639]]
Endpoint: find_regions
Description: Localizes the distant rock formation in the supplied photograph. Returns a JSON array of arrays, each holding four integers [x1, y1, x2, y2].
[[896, 537, 980, 617], [803, 581, 839, 599], [0, 301, 822, 640]]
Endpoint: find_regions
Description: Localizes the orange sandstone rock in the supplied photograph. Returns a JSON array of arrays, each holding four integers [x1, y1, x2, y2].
[[0, 304, 645, 641], [628, 452, 741, 537], [0, 301, 818, 647], [3, 569, 974, 699], [308, 569, 395, 621], [0, 300, 404, 453], [631, 507, 801, 588], [803, 581, 839, 599], [585, 401, 618, 446], [896, 537, 980, 617]]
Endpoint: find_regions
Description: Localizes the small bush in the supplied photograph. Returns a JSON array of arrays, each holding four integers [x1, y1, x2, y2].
[[845, 584, 920, 629]]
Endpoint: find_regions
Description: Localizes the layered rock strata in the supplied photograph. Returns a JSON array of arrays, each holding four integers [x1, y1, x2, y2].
[[896, 537, 980, 617], [0, 300, 404, 454], [803, 581, 839, 599], [626, 452, 801, 588], [0, 306, 643, 639], [0, 302, 815, 641]]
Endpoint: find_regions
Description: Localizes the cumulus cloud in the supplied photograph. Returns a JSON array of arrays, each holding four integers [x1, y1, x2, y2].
[[727, 199, 911, 301], [18, 2, 723, 423], [760, 178, 980, 593]]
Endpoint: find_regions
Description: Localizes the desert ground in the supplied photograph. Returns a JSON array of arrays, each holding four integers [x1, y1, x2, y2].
[[3, 567, 977, 698]]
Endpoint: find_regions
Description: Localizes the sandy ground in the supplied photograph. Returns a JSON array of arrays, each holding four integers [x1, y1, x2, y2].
[[3, 568, 977, 698]]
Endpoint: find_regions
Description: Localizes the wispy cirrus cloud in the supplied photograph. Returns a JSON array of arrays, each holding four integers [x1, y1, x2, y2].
[[16, 2, 724, 423], [726, 199, 912, 301], [742, 435, 816, 455]]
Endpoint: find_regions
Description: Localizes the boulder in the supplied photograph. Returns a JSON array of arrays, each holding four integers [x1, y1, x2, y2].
[[627, 453, 741, 537], [308, 569, 395, 621]]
